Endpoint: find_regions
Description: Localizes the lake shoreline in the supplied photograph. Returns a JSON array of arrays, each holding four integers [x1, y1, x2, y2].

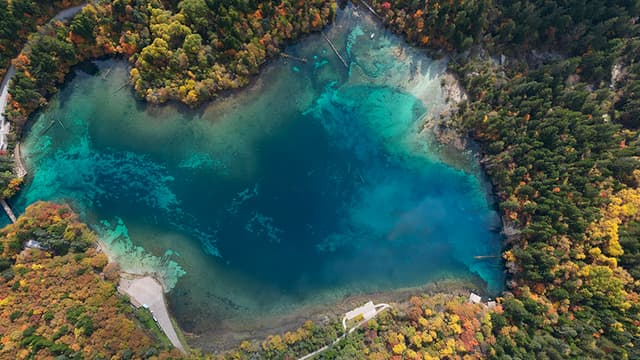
[[186, 275, 493, 352], [181, 56, 506, 352], [13, 5, 506, 355], [81, 54, 504, 352]]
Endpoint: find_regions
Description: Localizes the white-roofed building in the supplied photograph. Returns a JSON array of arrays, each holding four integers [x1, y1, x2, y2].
[[469, 293, 482, 304], [345, 301, 377, 322]]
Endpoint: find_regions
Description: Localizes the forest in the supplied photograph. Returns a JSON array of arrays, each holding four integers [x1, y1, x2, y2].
[[4, 0, 337, 130], [367, 0, 640, 358], [0, 0, 639, 359], [0, 0, 85, 199], [0, 202, 181, 359], [210, 293, 496, 360], [0, 0, 85, 80], [0, 0, 336, 204]]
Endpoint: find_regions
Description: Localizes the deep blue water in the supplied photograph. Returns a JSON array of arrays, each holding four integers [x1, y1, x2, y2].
[[10, 9, 503, 343]]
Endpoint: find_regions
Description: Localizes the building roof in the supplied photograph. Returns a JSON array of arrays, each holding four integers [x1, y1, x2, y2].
[[469, 293, 482, 304], [345, 301, 377, 321], [25, 239, 45, 250]]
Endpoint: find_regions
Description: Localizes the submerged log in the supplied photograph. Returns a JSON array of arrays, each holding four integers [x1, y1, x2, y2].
[[280, 53, 308, 63], [322, 33, 349, 69], [356, 0, 381, 19], [101, 67, 112, 80], [40, 119, 56, 136], [113, 81, 131, 95], [56, 118, 66, 130]]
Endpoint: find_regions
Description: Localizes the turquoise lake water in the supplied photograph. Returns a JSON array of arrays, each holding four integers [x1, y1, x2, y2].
[[10, 9, 503, 346]]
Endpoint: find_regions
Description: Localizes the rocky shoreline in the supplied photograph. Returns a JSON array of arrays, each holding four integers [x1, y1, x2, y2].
[[427, 69, 517, 290], [422, 71, 469, 150]]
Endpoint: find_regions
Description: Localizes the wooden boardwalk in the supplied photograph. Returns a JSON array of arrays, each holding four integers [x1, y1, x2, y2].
[[1, 199, 16, 223]]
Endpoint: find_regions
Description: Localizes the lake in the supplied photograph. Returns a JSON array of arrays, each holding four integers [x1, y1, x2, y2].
[[11, 7, 503, 349]]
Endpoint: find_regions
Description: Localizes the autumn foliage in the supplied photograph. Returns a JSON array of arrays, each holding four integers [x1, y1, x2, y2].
[[211, 294, 495, 360], [6, 0, 337, 128], [0, 202, 180, 359]]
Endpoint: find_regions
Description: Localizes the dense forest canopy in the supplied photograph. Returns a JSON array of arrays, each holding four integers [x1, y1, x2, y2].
[[5, 0, 336, 127], [0, 0, 640, 359], [0, 0, 85, 80], [0, 0, 85, 199], [368, 0, 640, 358], [0, 202, 180, 359], [0, 0, 335, 202]]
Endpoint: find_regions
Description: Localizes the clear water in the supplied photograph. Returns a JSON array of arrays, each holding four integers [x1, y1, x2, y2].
[[11, 9, 503, 345]]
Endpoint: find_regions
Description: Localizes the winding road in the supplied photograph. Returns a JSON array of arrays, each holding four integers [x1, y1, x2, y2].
[[0, 4, 88, 152], [298, 302, 392, 360]]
